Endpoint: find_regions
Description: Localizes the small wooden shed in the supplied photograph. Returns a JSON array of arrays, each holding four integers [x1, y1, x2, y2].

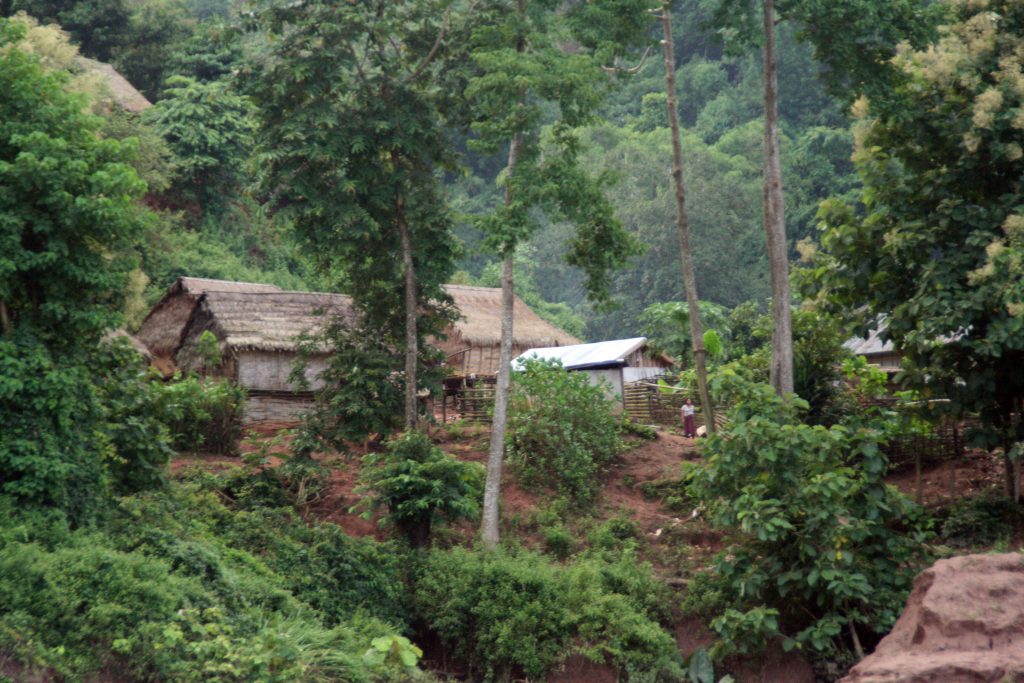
[[439, 284, 581, 377]]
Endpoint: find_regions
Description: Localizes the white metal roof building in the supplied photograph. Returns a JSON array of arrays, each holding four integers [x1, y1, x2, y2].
[[513, 337, 672, 409]]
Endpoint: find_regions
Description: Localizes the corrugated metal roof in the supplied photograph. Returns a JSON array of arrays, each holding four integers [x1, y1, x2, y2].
[[843, 326, 894, 356], [513, 337, 648, 370]]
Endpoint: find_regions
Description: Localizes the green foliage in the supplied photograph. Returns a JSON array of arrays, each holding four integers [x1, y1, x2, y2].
[[688, 372, 930, 655], [362, 635, 422, 674], [0, 334, 174, 524], [460, 0, 644, 303], [144, 75, 255, 207], [0, 17, 146, 344], [940, 495, 1020, 550], [291, 319, 413, 452], [243, 0, 457, 342], [0, 485, 415, 682], [541, 524, 576, 560], [354, 431, 484, 547], [508, 358, 623, 504], [804, 0, 1024, 482], [414, 546, 681, 681], [156, 372, 246, 455]]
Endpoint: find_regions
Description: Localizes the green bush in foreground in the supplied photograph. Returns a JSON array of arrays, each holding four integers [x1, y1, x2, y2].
[[508, 358, 623, 504], [0, 486, 420, 682], [355, 430, 484, 547], [415, 546, 681, 682], [688, 372, 930, 657]]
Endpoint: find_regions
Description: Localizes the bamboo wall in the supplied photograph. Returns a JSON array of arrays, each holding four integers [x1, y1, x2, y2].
[[244, 392, 313, 423], [236, 350, 328, 392]]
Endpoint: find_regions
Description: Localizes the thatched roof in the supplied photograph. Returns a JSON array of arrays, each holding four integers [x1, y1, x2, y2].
[[76, 57, 152, 112], [196, 290, 355, 352], [136, 277, 287, 359], [175, 277, 284, 295], [443, 284, 581, 348]]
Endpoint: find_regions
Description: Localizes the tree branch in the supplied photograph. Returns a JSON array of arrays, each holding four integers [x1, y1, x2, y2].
[[408, 5, 452, 82], [601, 45, 653, 75]]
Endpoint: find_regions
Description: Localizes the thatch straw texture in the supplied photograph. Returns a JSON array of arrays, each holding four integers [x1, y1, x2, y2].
[[196, 290, 355, 352], [443, 284, 581, 349], [137, 277, 286, 359], [76, 57, 152, 112]]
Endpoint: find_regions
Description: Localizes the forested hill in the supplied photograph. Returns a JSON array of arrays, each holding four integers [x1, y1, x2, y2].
[[453, 8, 860, 340], [0, 0, 856, 339]]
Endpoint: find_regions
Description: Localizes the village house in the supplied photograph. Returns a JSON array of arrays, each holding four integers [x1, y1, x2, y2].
[[136, 277, 354, 422], [136, 277, 583, 423], [437, 284, 581, 378], [512, 337, 673, 411]]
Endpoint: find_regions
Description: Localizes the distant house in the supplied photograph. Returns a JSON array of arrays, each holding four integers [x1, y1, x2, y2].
[[76, 57, 152, 113], [137, 277, 285, 377], [137, 277, 354, 422], [439, 284, 581, 378], [513, 337, 672, 409], [843, 326, 903, 373], [138, 278, 579, 423]]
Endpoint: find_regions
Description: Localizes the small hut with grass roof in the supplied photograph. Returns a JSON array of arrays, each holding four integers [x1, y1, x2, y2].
[[439, 284, 581, 378], [137, 277, 354, 422]]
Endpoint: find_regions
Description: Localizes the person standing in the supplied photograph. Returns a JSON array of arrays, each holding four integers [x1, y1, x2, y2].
[[681, 398, 697, 438]]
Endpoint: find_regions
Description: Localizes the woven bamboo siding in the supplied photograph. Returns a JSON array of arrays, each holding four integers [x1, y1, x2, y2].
[[245, 393, 314, 423], [236, 351, 328, 392]]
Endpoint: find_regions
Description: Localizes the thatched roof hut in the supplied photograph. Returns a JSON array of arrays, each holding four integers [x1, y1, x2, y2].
[[76, 57, 152, 113], [439, 284, 581, 377], [137, 277, 285, 373], [176, 289, 354, 374]]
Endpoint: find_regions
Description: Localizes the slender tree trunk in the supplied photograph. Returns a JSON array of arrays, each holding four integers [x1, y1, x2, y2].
[[393, 157, 419, 430], [0, 300, 9, 335], [762, 0, 794, 397], [481, 249, 516, 548], [481, 0, 526, 550], [660, 4, 715, 434]]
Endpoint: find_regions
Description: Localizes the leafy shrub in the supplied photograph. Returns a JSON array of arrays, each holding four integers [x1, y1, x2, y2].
[[588, 515, 640, 551], [508, 358, 623, 504], [688, 371, 931, 656], [940, 495, 1019, 549], [0, 485, 420, 682], [415, 546, 681, 681], [354, 430, 484, 547], [0, 335, 175, 525], [156, 372, 246, 454], [541, 524, 576, 559]]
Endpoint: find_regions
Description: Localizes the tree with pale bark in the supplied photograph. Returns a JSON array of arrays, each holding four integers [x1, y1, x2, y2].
[[468, 0, 648, 548]]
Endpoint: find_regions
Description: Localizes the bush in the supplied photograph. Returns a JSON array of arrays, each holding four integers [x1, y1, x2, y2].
[[156, 372, 246, 454], [508, 359, 623, 504], [688, 371, 931, 656], [0, 335, 175, 525], [940, 495, 1019, 549], [414, 546, 681, 681], [354, 430, 484, 547], [0, 485, 420, 682]]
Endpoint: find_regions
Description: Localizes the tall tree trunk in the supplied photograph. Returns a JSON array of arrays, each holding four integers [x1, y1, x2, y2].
[[481, 248, 516, 548], [394, 162, 419, 430], [0, 300, 9, 335], [481, 0, 526, 550], [660, 3, 715, 434], [762, 0, 794, 397]]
